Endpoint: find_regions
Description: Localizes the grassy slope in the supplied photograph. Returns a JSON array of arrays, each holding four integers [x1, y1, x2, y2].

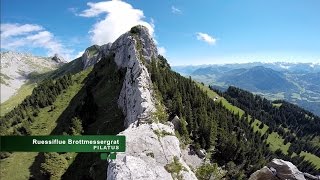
[[266, 132, 291, 154], [196, 83, 320, 169], [251, 119, 269, 135], [60, 57, 125, 180], [0, 83, 36, 116], [1, 56, 124, 179], [197, 82, 244, 116], [300, 152, 320, 169], [0, 68, 91, 180]]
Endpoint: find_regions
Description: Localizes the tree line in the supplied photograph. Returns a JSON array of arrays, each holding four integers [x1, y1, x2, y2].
[[148, 56, 278, 178], [0, 74, 73, 136], [216, 86, 319, 174]]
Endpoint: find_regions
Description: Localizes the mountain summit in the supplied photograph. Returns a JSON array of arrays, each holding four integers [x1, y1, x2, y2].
[[218, 66, 296, 92], [88, 25, 198, 179]]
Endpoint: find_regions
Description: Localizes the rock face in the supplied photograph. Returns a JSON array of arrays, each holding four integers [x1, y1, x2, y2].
[[171, 115, 181, 130], [111, 25, 157, 128], [249, 159, 313, 180], [81, 44, 112, 69], [106, 26, 197, 180], [0, 51, 62, 102], [249, 166, 278, 180], [80, 25, 157, 127], [107, 123, 197, 180], [51, 53, 66, 63], [181, 145, 204, 170]]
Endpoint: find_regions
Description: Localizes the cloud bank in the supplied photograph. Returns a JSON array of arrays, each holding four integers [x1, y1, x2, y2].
[[1, 23, 74, 60], [79, 0, 154, 45]]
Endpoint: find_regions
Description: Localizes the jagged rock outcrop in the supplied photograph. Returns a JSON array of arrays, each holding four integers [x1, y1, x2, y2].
[[81, 44, 112, 69], [80, 25, 157, 127], [51, 53, 66, 63], [111, 25, 157, 128], [268, 159, 306, 180], [181, 145, 204, 170], [0, 51, 62, 102], [249, 166, 278, 180], [249, 159, 319, 180], [171, 115, 181, 130], [106, 25, 197, 180]]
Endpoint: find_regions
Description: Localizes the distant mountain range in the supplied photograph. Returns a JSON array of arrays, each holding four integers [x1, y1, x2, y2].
[[173, 62, 320, 115], [0, 51, 64, 103]]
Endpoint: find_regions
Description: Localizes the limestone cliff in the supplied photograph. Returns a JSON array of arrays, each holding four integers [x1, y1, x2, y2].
[[111, 25, 157, 128], [104, 25, 198, 180], [81, 25, 157, 127], [81, 44, 112, 69]]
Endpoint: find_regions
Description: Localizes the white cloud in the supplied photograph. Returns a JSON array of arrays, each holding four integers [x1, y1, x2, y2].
[[79, 0, 154, 45], [171, 6, 182, 14], [1, 23, 74, 60], [196, 32, 217, 45], [75, 50, 85, 59], [0, 23, 43, 38], [158, 46, 166, 55]]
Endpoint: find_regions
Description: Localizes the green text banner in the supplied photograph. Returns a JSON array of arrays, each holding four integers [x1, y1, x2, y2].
[[0, 135, 125, 152]]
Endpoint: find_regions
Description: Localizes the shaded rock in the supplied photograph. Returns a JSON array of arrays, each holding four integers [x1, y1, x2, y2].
[[51, 53, 65, 63], [81, 44, 112, 69], [249, 166, 277, 180], [268, 159, 306, 180], [181, 145, 204, 169], [249, 159, 312, 180], [195, 149, 206, 159], [171, 115, 181, 130], [303, 173, 320, 180]]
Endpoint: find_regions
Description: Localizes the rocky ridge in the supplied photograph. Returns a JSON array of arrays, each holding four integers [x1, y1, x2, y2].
[[84, 25, 198, 180], [80, 25, 157, 127]]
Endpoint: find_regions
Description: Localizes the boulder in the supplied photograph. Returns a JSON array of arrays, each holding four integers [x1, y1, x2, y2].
[[249, 166, 277, 180], [171, 115, 181, 130], [268, 159, 306, 180], [195, 149, 206, 159], [249, 159, 309, 180], [107, 123, 197, 180]]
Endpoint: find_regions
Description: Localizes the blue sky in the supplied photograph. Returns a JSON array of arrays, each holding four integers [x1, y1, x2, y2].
[[1, 0, 320, 65]]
